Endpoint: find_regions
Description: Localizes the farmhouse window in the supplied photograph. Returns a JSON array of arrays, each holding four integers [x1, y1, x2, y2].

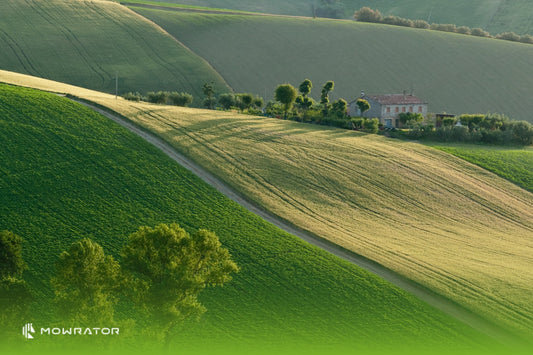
[[418, 106, 422, 112], [402, 107, 406, 112], [395, 107, 399, 113], [409, 106, 413, 112], [387, 107, 391, 113]]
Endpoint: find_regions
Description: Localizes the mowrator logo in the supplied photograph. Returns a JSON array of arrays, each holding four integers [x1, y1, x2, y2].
[[22, 323, 35, 339]]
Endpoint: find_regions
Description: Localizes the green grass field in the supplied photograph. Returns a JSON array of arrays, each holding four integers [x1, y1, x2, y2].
[[1, 82, 504, 354], [130, 7, 533, 123], [431, 144, 533, 193], [2, 70, 532, 345], [141, 0, 533, 34], [0, 0, 230, 100]]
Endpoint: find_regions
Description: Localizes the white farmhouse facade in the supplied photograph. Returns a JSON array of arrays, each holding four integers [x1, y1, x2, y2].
[[348, 93, 428, 128]]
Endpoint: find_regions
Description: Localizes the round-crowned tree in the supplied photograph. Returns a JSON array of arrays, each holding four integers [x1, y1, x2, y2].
[[121, 224, 238, 345], [275, 84, 298, 117]]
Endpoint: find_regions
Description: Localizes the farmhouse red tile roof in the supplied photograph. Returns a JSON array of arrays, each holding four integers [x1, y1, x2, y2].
[[367, 94, 426, 105]]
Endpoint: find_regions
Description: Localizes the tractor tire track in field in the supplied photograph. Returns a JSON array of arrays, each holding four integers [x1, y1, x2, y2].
[[0, 30, 37, 75], [25, 0, 108, 87], [73, 99, 526, 348]]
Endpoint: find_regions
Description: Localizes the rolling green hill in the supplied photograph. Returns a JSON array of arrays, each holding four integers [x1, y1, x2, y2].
[[4, 70, 531, 344], [131, 7, 533, 123], [0, 81, 505, 354], [0, 0, 230, 101], [142, 0, 533, 34]]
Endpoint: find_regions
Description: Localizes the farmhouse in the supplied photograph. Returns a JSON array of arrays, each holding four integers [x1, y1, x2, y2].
[[348, 92, 428, 128]]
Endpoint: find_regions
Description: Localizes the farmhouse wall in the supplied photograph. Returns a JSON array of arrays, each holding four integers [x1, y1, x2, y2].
[[348, 94, 428, 128]]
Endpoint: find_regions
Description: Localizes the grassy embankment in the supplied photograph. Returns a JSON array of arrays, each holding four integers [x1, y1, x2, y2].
[[0, 81, 503, 354], [0, 0, 230, 100], [140, 0, 533, 34], [3, 70, 531, 343], [131, 6, 533, 123]]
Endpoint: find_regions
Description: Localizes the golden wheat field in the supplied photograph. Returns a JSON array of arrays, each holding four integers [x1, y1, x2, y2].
[[2, 70, 532, 338]]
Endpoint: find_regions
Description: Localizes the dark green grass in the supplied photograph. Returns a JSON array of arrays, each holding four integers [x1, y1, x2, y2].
[[131, 8, 533, 123], [0, 0, 230, 101], [0, 83, 502, 353], [431, 144, 533, 193]]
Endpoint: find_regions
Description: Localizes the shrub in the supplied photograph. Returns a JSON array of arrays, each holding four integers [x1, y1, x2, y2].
[[413, 20, 430, 29], [458, 114, 485, 130], [480, 129, 501, 144], [253, 96, 264, 109], [350, 117, 365, 130], [321, 116, 350, 129], [442, 116, 457, 127], [430, 23, 457, 33], [435, 126, 454, 142], [147, 91, 169, 104], [471, 28, 491, 37], [510, 121, 533, 145], [496, 32, 521, 42], [363, 118, 379, 133], [123, 92, 142, 102], [480, 113, 507, 130], [407, 124, 434, 140], [520, 34, 533, 44], [383, 15, 413, 27], [456, 26, 472, 35], [331, 99, 348, 118], [399, 112, 424, 125], [265, 100, 284, 117], [451, 125, 470, 142], [354, 7, 382, 23], [234, 93, 253, 111], [218, 93, 236, 110], [169, 92, 193, 107]]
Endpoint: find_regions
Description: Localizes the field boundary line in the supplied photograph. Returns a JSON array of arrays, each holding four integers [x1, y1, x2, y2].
[[71, 97, 526, 348]]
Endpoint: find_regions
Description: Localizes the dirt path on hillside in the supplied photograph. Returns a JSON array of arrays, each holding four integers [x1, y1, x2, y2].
[[74, 99, 525, 348]]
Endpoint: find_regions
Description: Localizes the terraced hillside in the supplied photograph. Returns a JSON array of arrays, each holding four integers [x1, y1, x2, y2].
[[0, 80, 501, 354], [0, 0, 230, 99], [130, 7, 533, 123], [3, 70, 531, 343], [144, 0, 533, 34]]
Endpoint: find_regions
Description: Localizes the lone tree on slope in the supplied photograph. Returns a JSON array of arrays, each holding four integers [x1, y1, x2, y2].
[[275, 84, 298, 118], [121, 224, 239, 346]]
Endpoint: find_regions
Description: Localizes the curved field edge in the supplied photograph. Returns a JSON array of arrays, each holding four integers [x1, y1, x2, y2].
[[430, 144, 533, 193], [0, 83, 500, 354], [0, 0, 231, 100], [1, 71, 532, 341], [130, 8, 533, 123]]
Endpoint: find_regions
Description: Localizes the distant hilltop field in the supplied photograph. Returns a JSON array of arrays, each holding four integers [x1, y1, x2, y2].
[[144, 0, 533, 35], [1, 0, 532, 122]]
